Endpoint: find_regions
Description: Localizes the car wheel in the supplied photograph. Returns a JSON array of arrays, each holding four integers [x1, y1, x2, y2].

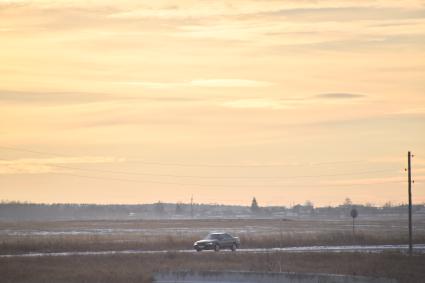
[[195, 248, 202, 252], [231, 243, 237, 251], [214, 244, 220, 252]]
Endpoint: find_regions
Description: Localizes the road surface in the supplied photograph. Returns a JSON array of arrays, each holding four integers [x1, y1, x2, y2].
[[1, 244, 425, 258]]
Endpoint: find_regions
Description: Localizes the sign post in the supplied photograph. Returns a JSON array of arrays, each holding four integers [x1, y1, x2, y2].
[[350, 208, 358, 236]]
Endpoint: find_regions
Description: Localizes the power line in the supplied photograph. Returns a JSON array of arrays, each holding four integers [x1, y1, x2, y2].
[[0, 156, 399, 181], [44, 163, 398, 180], [0, 145, 368, 168], [48, 171, 406, 188], [125, 159, 368, 168], [0, 159, 412, 188], [0, 145, 404, 177], [0, 145, 410, 187]]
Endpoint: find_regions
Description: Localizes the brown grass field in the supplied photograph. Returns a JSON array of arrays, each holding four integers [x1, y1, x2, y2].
[[1, 218, 424, 254], [1, 252, 425, 283], [1, 218, 425, 282]]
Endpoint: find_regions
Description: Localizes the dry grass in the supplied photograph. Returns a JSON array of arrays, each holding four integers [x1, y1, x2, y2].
[[1, 218, 424, 254], [2, 231, 425, 254], [2, 219, 425, 282], [1, 252, 425, 283], [0, 234, 196, 254], [240, 230, 425, 248]]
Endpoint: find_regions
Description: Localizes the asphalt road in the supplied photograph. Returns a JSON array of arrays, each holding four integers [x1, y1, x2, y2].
[[1, 244, 425, 258]]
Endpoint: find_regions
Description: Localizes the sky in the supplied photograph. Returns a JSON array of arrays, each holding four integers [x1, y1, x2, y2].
[[0, 0, 424, 206]]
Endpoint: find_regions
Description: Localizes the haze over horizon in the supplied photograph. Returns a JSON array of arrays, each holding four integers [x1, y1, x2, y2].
[[1, 0, 425, 206]]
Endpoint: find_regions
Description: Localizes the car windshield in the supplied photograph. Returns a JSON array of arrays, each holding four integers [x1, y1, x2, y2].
[[204, 234, 221, 240]]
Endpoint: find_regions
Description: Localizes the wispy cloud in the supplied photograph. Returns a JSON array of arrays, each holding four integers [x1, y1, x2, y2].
[[173, 15, 425, 49], [191, 79, 273, 88], [222, 99, 286, 109], [0, 90, 112, 104], [115, 79, 274, 88], [0, 156, 124, 175], [220, 92, 368, 109], [108, 1, 424, 20], [0, 89, 207, 105], [392, 107, 425, 115], [316, 93, 366, 99]]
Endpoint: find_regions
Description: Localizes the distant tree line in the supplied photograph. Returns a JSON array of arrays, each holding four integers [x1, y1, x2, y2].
[[0, 199, 423, 221]]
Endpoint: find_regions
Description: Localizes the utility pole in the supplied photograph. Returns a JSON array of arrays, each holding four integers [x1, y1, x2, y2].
[[279, 218, 283, 273], [407, 151, 413, 255], [350, 208, 358, 237], [190, 195, 194, 219]]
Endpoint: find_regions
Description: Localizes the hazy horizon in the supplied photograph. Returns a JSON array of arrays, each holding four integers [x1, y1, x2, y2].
[[1, 198, 423, 207], [1, 0, 425, 206]]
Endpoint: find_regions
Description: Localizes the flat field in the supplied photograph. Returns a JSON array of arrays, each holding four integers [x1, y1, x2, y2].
[[1, 217, 425, 282], [1, 252, 425, 283], [1, 217, 424, 254]]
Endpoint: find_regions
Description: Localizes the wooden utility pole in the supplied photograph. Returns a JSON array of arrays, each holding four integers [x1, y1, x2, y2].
[[350, 208, 358, 236], [407, 151, 413, 255], [279, 218, 283, 272], [190, 195, 194, 219]]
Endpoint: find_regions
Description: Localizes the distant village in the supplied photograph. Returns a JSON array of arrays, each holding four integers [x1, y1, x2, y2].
[[1, 198, 424, 221]]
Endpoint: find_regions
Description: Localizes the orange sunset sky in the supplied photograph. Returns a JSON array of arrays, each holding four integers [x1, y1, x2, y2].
[[0, 0, 424, 206]]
